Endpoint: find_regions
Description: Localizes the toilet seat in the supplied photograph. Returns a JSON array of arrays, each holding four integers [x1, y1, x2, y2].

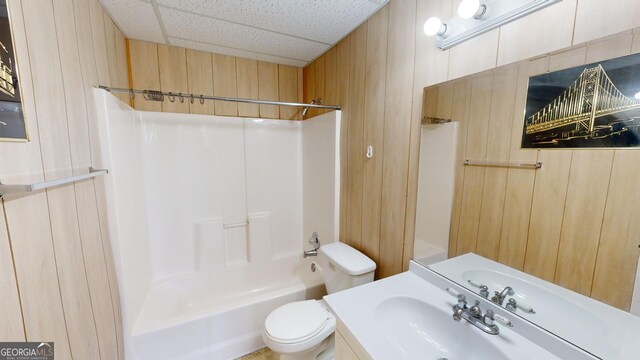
[[265, 300, 330, 343], [263, 300, 336, 354]]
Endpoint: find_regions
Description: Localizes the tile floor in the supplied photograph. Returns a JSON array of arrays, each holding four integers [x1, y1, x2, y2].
[[238, 347, 276, 360]]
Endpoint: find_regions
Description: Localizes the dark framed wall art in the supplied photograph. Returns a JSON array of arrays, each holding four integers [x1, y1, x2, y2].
[[522, 53, 640, 148], [0, 0, 27, 142]]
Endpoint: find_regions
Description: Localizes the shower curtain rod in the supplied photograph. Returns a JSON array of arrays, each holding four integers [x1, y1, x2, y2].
[[97, 86, 341, 110]]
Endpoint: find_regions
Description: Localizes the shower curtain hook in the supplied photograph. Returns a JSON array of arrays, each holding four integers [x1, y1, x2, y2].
[[168, 92, 175, 102], [189, 94, 194, 104], [200, 95, 205, 105], [178, 93, 185, 103], [129, 89, 135, 101]]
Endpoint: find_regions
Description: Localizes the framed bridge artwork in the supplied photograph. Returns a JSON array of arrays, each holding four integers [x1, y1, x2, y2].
[[522, 52, 640, 148], [0, 0, 27, 142]]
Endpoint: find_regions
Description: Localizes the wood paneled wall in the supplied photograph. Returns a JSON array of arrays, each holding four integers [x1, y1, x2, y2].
[[304, 1, 417, 278], [431, 31, 640, 311], [4, 4, 639, 358], [0, 0, 127, 358], [304, 0, 640, 282], [128, 40, 304, 120]]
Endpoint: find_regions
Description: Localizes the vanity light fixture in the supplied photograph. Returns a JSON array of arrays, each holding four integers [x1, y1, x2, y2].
[[425, 0, 562, 50], [423, 16, 448, 37], [457, 0, 487, 20]]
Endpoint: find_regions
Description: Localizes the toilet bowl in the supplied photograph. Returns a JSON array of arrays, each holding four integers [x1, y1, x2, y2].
[[263, 300, 336, 360], [262, 242, 376, 359]]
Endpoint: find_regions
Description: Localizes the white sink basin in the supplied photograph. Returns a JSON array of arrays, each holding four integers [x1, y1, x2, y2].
[[323, 266, 586, 360], [430, 254, 640, 359], [461, 269, 607, 334], [376, 296, 509, 360]]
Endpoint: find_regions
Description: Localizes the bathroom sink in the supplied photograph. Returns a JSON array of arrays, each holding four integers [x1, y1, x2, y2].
[[461, 269, 607, 333], [428, 254, 640, 359], [376, 296, 509, 360], [323, 264, 586, 360]]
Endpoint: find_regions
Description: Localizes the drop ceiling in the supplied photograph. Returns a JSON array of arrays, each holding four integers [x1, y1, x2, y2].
[[100, 0, 389, 67]]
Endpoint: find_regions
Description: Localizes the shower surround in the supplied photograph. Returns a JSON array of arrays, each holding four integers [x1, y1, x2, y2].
[[94, 90, 340, 360]]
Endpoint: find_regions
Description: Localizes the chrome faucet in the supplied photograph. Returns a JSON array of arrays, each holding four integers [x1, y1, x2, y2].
[[303, 232, 320, 258], [479, 285, 489, 299], [491, 286, 514, 305], [451, 295, 500, 335], [467, 280, 490, 299]]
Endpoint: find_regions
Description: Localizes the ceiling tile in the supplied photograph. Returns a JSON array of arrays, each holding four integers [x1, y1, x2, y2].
[[168, 38, 309, 67], [100, 0, 388, 66], [159, 7, 328, 61], [101, 0, 165, 43], [156, 0, 386, 44]]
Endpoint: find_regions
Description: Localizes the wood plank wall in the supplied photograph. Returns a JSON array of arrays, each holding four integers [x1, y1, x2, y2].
[[303, 0, 640, 284], [432, 31, 640, 311], [0, 0, 127, 359], [3, 3, 640, 357], [128, 40, 304, 120]]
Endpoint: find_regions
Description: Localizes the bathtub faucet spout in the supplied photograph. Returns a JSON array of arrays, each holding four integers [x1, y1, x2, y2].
[[304, 232, 320, 258]]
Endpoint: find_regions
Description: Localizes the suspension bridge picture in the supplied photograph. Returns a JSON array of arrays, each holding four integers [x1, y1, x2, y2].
[[522, 53, 640, 148]]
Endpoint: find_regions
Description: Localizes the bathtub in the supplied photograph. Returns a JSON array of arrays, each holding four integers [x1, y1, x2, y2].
[[131, 256, 325, 360], [94, 91, 341, 360]]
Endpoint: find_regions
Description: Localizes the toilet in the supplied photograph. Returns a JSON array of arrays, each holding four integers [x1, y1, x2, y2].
[[263, 242, 376, 359]]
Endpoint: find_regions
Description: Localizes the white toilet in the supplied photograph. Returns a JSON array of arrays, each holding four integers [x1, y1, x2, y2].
[[263, 242, 376, 359]]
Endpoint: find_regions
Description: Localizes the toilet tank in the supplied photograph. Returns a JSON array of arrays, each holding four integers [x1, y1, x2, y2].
[[317, 242, 376, 294]]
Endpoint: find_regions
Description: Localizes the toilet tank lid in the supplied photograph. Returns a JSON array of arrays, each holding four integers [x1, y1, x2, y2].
[[319, 242, 376, 276]]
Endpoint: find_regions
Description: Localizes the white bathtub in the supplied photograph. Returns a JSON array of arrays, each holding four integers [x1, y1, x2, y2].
[[94, 91, 341, 360], [131, 257, 325, 360]]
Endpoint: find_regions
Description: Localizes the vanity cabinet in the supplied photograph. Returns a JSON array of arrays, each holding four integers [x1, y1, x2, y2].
[[335, 331, 359, 360], [335, 320, 371, 360]]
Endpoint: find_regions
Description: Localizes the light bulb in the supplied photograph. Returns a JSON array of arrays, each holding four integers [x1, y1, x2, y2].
[[458, 0, 484, 19], [635, 91, 640, 100], [424, 17, 444, 37]]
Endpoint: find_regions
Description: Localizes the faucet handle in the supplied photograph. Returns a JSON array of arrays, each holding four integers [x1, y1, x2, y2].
[[469, 300, 481, 317], [446, 287, 459, 297], [452, 307, 464, 321], [483, 310, 495, 326], [479, 285, 489, 298], [456, 294, 467, 308], [308, 232, 320, 249], [494, 314, 513, 327], [516, 300, 536, 314], [468, 280, 490, 298]]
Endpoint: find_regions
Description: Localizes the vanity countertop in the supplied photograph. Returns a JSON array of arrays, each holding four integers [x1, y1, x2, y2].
[[431, 253, 640, 360], [324, 265, 582, 360]]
